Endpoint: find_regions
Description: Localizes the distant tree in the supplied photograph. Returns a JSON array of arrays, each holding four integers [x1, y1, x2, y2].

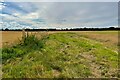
[[109, 27, 115, 29], [5, 28, 9, 31]]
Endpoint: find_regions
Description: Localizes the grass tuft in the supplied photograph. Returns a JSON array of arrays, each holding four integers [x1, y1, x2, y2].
[[2, 34, 44, 63]]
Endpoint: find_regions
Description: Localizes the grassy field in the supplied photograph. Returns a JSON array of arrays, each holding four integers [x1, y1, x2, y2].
[[1, 31, 119, 78]]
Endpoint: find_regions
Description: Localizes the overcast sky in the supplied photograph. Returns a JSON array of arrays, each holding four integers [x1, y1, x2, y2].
[[0, 0, 118, 29], [2, 0, 120, 2]]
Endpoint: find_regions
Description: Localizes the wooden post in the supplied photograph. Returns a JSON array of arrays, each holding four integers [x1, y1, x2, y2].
[[22, 29, 26, 39]]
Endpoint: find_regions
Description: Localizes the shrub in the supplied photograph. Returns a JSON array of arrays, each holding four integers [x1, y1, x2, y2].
[[2, 35, 44, 63], [21, 35, 44, 50]]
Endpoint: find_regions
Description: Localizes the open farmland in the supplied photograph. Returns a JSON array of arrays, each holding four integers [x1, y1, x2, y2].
[[1, 31, 119, 78], [1, 31, 56, 48]]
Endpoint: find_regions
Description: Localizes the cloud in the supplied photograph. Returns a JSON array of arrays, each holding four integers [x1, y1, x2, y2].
[[23, 12, 39, 19], [0, 1, 6, 12], [4, 0, 120, 2], [37, 2, 118, 27], [1, 2, 118, 29]]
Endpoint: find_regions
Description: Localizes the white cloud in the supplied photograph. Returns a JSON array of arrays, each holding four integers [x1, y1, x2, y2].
[[23, 12, 39, 19], [0, 0, 4, 2], [0, 3, 5, 10], [13, 13, 20, 16]]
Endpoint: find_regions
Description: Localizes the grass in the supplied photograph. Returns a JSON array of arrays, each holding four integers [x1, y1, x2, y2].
[[2, 35, 44, 63], [2, 31, 118, 78]]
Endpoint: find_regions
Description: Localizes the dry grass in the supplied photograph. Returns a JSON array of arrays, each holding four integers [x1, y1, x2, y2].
[[77, 31, 118, 51], [1, 31, 23, 48], [1, 31, 64, 48], [78, 31, 118, 44], [1, 31, 118, 49]]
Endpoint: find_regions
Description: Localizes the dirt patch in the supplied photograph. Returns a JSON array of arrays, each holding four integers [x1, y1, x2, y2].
[[80, 52, 102, 78]]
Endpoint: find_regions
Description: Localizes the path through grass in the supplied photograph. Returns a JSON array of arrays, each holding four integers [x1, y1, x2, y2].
[[2, 32, 118, 78]]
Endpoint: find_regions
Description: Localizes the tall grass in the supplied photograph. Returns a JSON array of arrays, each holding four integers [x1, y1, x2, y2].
[[21, 35, 44, 50], [2, 34, 44, 63]]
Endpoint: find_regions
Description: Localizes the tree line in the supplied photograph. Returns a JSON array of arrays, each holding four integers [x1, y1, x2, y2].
[[1, 27, 120, 31]]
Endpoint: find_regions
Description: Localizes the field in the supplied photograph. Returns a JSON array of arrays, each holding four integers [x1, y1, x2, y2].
[[1, 31, 119, 78]]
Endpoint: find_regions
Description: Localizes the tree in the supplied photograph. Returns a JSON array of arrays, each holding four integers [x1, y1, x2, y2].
[[5, 28, 9, 31]]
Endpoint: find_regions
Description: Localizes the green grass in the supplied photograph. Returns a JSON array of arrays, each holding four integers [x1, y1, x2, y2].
[[2, 32, 118, 78], [2, 35, 44, 63]]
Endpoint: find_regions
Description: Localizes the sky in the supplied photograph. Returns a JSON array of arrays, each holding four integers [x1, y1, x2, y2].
[[0, 0, 119, 29]]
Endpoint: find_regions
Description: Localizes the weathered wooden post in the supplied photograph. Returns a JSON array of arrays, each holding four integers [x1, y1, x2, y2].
[[22, 28, 29, 39], [22, 28, 26, 39]]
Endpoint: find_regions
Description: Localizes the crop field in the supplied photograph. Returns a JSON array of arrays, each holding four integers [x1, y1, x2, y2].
[[1, 31, 119, 78]]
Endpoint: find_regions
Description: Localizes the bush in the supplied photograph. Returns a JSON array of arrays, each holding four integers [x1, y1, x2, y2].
[[2, 35, 44, 63], [21, 35, 44, 50]]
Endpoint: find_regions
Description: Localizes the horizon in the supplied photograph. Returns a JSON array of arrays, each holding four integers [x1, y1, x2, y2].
[[1, 26, 118, 30]]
